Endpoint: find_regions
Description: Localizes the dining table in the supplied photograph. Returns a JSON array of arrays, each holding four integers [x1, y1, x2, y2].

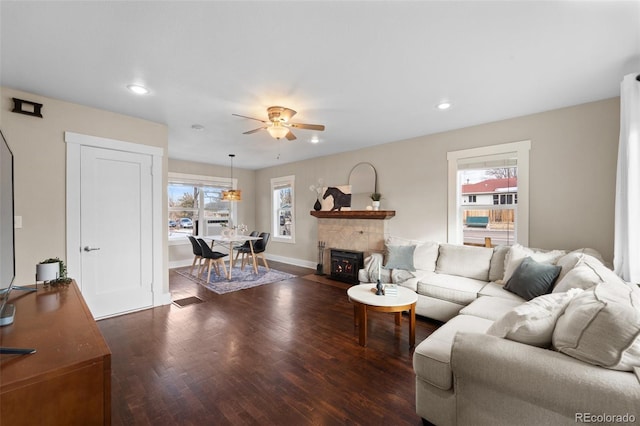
[[202, 234, 263, 280]]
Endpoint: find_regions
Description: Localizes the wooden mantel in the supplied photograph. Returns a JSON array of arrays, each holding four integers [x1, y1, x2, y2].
[[310, 210, 396, 220]]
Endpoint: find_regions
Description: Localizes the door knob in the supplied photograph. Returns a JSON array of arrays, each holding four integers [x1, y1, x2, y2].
[[83, 246, 101, 252]]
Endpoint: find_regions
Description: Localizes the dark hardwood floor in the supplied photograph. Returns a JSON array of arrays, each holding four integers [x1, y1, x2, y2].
[[98, 261, 441, 425]]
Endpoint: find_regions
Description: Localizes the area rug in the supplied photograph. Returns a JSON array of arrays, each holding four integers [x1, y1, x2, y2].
[[174, 265, 296, 295]]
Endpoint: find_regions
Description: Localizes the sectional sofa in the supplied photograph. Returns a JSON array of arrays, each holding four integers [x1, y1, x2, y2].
[[359, 240, 640, 425]]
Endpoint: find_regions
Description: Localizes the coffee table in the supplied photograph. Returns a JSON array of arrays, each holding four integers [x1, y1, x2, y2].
[[347, 284, 418, 347]]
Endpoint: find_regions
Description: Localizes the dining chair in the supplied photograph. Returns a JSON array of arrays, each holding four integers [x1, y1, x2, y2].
[[196, 238, 228, 282], [232, 231, 259, 267], [187, 235, 203, 276], [238, 232, 270, 272]]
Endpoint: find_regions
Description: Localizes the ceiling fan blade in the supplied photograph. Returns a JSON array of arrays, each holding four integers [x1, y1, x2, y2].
[[285, 130, 297, 141], [232, 113, 267, 123], [243, 126, 266, 135], [289, 122, 325, 131]]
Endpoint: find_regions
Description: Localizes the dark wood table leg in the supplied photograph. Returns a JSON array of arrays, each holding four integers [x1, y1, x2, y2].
[[358, 304, 367, 346], [395, 312, 402, 325], [409, 303, 416, 347]]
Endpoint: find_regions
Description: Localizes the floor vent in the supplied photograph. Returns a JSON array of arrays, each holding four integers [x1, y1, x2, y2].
[[172, 296, 204, 308]]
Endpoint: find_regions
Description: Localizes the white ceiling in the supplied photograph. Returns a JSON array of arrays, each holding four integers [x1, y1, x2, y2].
[[1, 1, 639, 170]]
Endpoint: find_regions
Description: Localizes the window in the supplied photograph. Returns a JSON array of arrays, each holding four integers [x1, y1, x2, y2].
[[447, 141, 530, 247], [168, 172, 235, 242], [271, 175, 295, 243]]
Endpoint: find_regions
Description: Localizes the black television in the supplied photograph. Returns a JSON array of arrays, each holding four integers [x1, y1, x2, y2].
[[0, 130, 36, 354], [0, 129, 16, 326]]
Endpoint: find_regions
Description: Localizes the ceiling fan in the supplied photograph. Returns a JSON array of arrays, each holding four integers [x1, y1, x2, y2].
[[232, 106, 325, 140]]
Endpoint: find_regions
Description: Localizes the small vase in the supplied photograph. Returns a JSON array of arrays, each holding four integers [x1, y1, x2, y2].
[[313, 198, 322, 211], [372, 200, 380, 211], [376, 279, 384, 295]]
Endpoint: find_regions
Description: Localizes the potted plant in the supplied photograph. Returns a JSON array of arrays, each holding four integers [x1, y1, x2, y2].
[[370, 193, 382, 211], [36, 257, 71, 286]]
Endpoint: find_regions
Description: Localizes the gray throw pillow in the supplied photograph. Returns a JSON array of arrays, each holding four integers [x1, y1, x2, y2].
[[384, 245, 416, 271], [504, 256, 561, 301]]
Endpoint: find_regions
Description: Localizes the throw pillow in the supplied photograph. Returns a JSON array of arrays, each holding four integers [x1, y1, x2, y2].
[[486, 289, 583, 347], [504, 256, 562, 300], [500, 244, 565, 284], [363, 253, 391, 283], [552, 282, 640, 371], [384, 245, 416, 271], [553, 255, 626, 293], [554, 248, 605, 283], [385, 236, 439, 272], [391, 269, 415, 284]]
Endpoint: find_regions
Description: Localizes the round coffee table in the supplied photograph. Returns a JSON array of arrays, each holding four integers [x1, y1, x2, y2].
[[347, 284, 418, 347]]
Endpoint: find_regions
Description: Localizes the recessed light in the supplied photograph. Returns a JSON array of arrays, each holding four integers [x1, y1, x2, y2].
[[127, 84, 149, 95], [310, 136, 320, 144], [191, 124, 205, 131], [436, 101, 452, 110]]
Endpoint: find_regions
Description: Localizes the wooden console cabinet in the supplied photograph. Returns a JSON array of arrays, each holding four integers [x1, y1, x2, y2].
[[0, 281, 111, 425]]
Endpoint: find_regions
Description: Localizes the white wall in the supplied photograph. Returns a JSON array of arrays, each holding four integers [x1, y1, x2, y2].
[[3, 87, 618, 277], [255, 98, 620, 264], [0, 87, 169, 287]]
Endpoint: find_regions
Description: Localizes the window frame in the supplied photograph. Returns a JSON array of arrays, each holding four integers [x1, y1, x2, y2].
[[271, 175, 296, 244], [168, 172, 236, 245], [447, 140, 530, 246]]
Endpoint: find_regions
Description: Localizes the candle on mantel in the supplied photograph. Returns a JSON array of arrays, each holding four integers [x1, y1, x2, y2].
[[378, 262, 381, 281]]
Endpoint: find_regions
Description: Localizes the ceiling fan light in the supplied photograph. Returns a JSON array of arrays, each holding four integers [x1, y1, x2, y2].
[[267, 125, 290, 140]]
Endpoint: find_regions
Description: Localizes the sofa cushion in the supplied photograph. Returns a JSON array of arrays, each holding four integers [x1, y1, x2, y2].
[[385, 236, 439, 272], [503, 257, 561, 301], [486, 289, 583, 347], [478, 282, 527, 303], [384, 244, 416, 271], [413, 241, 439, 271], [488, 245, 510, 282], [417, 272, 487, 305], [500, 244, 565, 284], [553, 282, 640, 371], [435, 244, 493, 281], [459, 295, 523, 321], [413, 315, 493, 390]]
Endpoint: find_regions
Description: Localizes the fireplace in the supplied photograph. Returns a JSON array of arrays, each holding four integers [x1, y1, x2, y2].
[[330, 249, 364, 285]]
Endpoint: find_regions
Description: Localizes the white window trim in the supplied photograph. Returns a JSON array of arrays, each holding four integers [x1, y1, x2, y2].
[[447, 140, 530, 246], [168, 172, 236, 245], [271, 175, 295, 244]]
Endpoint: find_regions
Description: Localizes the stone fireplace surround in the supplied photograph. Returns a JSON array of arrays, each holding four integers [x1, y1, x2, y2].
[[310, 210, 396, 275]]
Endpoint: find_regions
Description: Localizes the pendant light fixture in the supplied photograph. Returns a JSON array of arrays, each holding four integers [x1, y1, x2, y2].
[[222, 154, 242, 201]]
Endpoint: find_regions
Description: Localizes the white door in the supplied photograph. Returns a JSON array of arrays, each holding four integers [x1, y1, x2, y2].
[[79, 146, 154, 318]]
